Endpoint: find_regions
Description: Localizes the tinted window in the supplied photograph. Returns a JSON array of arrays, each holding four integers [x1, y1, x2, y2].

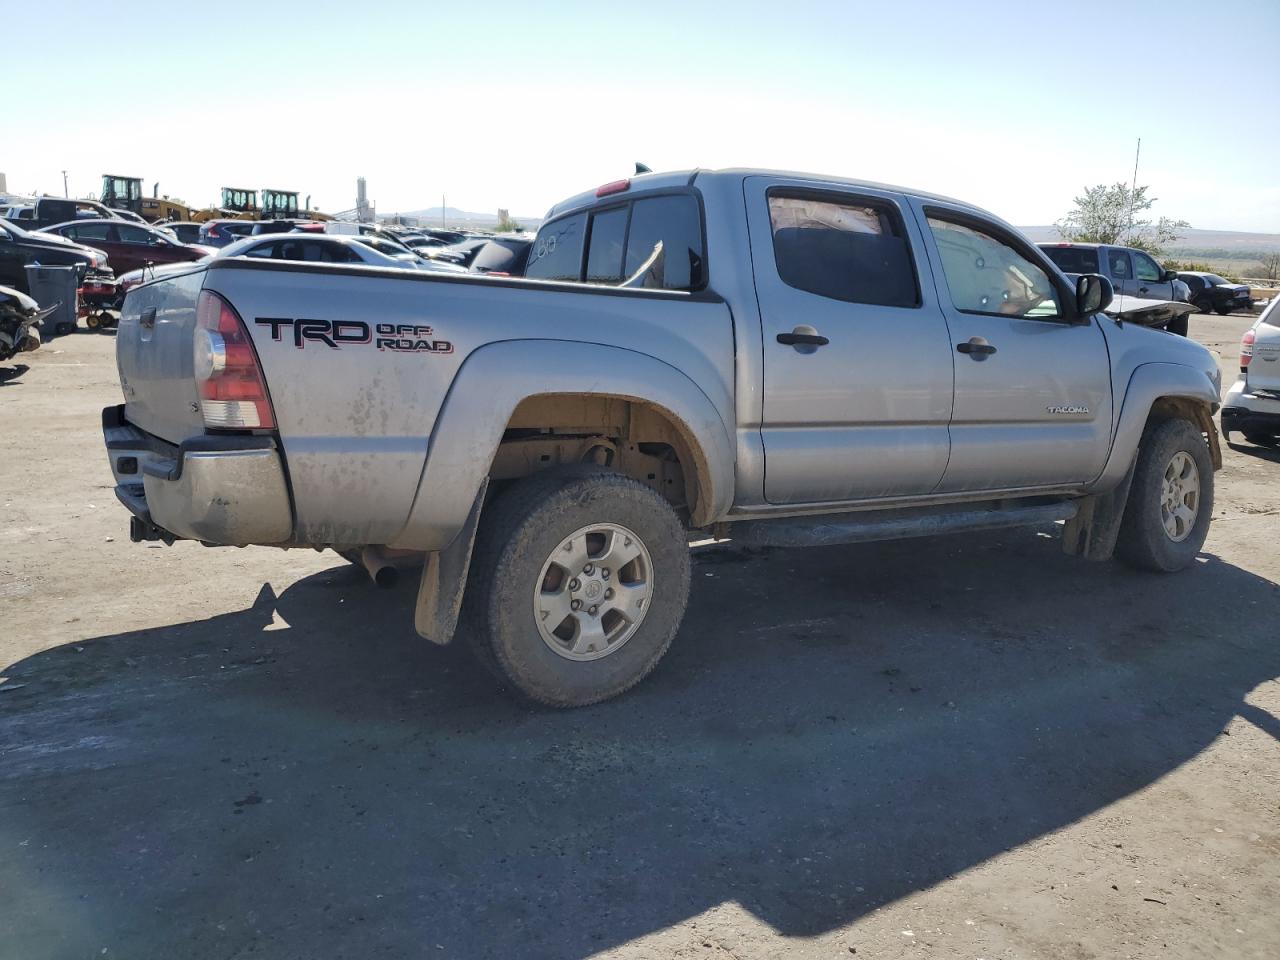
[[927, 216, 1061, 319], [624, 195, 704, 290], [70, 223, 113, 241], [525, 212, 586, 282], [117, 225, 160, 245], [1107, 248, 1132, 279], [769, 194, 918, 307], [470, 239, 530, 274], [1040, 246, 1099, 273], [586, 206, 629, 283], [244, 241, 276, 258], [1204, 274, 1229, 285], [1133, 251, 1162, 282], [276, 239, 360, 262]]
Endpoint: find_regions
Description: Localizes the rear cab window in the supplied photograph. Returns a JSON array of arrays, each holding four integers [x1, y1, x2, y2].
[[1040, 245, 1099, 274], [525, 192, 705, 291]]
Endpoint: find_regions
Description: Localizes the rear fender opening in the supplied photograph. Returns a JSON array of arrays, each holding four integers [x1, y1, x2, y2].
[[491, 394, 707, 522]]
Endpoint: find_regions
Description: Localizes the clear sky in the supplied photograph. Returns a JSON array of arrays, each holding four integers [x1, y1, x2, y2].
[[6, 0, 1278, 230]]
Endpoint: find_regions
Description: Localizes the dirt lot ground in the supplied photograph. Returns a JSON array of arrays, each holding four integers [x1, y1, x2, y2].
[[2, 313, 1277, 960]]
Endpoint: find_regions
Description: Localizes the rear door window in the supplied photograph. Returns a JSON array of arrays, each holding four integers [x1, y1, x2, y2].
[[585, 206, 629, 283], [525, 212, 587, 282], [769, 194, 918, 307], [1107, 248, 1132, 280], [69, 223, 114, 242]]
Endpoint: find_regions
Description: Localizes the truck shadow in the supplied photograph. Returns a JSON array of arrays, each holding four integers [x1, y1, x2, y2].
[[2, 529, 1278, 959]]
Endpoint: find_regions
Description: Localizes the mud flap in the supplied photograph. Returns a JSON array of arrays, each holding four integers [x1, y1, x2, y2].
[[1062, 456, 1138, 561], [414, 479, 487, 645]]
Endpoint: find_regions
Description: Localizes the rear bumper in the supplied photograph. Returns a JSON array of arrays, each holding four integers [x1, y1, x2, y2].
[[103, 405, 293, 545], [1221, 379, 1280, 438]]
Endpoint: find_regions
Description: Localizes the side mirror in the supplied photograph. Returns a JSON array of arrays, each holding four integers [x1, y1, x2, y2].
[[1162, 269, 1179, 281], [1076, 274, 1113, 316]]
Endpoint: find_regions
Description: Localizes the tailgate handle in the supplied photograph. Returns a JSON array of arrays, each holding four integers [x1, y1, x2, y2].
[[140, 306, 156, 330]]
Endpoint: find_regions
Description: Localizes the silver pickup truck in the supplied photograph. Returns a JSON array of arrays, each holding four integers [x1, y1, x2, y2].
[[103, 168, 1223, 706]]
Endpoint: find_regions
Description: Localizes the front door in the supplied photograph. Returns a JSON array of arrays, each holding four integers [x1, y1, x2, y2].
[[1130, 249, 1175, 300], [749, 177, 955, 504], [912, 202, 1113, 493]]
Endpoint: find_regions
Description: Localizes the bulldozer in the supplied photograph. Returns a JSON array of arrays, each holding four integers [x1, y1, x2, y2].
[[102, 175, 194, 222], [190, 187, 259, 223], [261, 188, 332, 221]]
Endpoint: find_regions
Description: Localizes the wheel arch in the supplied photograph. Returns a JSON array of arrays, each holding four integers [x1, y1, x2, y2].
[[389, 339, 735, 551]]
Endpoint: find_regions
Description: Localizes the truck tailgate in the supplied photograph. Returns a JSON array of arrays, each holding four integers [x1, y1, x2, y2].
[[1248, 311, 1280, 394], [116, 269, 208, 443]]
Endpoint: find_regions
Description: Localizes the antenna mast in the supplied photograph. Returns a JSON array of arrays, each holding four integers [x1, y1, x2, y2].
[[1125, 137, 1141, 243]]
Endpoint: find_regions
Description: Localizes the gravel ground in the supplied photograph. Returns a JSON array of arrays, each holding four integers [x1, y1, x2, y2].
[[1, 313, 1277, 960]]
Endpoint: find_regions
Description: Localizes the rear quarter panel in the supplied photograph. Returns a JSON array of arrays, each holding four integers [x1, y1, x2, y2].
[[204, 262, 735, 546]]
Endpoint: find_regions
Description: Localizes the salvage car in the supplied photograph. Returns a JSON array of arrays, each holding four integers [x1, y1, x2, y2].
[[1221, 297, 1280, 445], [1177, 271, 1253, 316], [102, 168, 1223, 707], [38, 219, 211, 276], [467, 236, 533, 275], [1039, 242, 1192, 335], [0, 217, 108, 293], [0, 284, 48, 360]]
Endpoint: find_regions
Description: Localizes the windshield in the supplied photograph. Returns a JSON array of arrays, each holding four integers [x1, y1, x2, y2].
[[222, 188, 256, 211]]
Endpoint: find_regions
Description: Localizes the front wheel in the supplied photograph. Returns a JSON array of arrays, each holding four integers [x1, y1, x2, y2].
[[464, 468, 691, 707], [1215, 305, 1233, 316], [1115, 418, 1214, 572]]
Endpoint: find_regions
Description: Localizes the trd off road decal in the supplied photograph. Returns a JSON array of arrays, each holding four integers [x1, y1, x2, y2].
[[255, 318, 453, 354]]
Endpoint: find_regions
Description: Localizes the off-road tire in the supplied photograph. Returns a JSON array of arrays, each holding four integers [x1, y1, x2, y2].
[[1115, 417, 1214, 572], [463, 467, 690, 707]]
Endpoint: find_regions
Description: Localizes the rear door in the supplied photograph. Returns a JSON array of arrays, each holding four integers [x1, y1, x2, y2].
[[749, 176, 954, 503], [913, 202, 1113, 492], [1104, 246, 1136, 297]]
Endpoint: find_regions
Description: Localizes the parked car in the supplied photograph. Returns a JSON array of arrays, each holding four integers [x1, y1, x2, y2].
[[0, 217, 108, 293], [1221, 297, 1280, 446], [467, 236, 533, 275], [0, 284, 48, 360], [424, 236, 491, 266], [213, 233, 463, 273], [1039, 242, 1190, 334], [1177, 271, 1253, 316], [38, 219, 212, 276], [162, 222, 204, 244], [103, 167, 1223, 707], [198, 219, 257, 248]]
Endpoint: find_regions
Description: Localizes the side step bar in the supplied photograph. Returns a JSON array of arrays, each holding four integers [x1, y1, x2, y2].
[[729, 500, 1079, 548]]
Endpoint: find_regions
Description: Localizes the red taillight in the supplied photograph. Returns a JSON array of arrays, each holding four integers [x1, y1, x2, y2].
[[1241, 330, 1255, 368], [193, 290, 275, 429], [596, 178, 630, 197]]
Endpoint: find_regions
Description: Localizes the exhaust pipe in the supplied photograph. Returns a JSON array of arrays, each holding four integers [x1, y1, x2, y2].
[[361, 545, 399, 589]]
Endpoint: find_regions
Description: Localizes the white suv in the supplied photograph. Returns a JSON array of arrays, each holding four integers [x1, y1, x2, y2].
[[1222, 297, 1280, 445]]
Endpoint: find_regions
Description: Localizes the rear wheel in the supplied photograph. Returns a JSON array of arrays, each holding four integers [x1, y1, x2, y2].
[[1115, 418, 1213, 572], [1193, 296, 1213, 315], [1215, 305, 1233, 316], [1165, 314, 1189, 337], [464, 467, 690, 707]]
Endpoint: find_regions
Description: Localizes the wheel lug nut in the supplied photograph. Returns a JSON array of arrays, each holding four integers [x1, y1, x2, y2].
[[571, 599, 582, 611], [601, 568, 610, 580], [588, 605, 599, 616], [569, 578, 580, 591], [605, 588, 614, 599], [583, 563, 594, 575]]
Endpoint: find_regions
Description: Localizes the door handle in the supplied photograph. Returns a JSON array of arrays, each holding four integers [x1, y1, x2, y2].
[[777, 329, 829, 347], [956, 337, 996, 359], [1139, 286, 1149, 294]]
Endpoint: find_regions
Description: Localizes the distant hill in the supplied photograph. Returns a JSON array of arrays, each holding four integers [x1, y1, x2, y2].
[[1020, 225, 1280, 256], [389, 206, 543, 229]]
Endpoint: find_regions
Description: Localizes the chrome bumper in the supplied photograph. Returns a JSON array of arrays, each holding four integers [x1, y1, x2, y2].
[[103, 405, 293, 545]]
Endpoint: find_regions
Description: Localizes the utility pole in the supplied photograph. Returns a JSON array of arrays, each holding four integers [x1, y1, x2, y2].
[[1124, 138, 1141, 244], [62, 170, 69, 198]]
